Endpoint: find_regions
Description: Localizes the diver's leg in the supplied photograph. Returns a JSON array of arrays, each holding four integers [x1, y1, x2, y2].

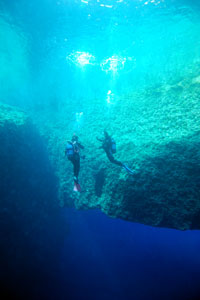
[[106, 150, 134, 173], [71, 159, 76, 176], [106, 151, 123, 166], [74, 154, 80, 181], [113, 159, 123, 166], [68, 157, 75, 175]]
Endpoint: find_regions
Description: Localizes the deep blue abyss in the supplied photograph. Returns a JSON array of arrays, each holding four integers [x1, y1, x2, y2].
[[60, 208, 200, 300]]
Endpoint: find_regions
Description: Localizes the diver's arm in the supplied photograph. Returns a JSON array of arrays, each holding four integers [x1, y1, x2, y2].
[[96, 137, 103, 142], [78, 142, 84, 149]]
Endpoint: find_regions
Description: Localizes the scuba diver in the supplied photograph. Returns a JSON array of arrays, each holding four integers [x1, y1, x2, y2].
[[65, 134, 85, 192], [97, 130, 134, 174]]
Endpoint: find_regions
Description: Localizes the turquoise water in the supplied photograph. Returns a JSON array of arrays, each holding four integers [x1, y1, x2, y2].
[[1, 0, 200, 299], [1, 0, 200, 107]]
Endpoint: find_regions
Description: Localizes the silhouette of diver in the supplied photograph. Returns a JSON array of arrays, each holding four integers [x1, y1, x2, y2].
[[97, 130, 134, 174], [65, 134, 85, 192]]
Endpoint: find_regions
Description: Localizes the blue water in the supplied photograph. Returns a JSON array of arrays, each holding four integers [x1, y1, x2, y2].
[[61, 209, 200, 300]]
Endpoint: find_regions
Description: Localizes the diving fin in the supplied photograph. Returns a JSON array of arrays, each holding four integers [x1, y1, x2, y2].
[[73, 182, 81, 192], [123, 164, 135, 174]]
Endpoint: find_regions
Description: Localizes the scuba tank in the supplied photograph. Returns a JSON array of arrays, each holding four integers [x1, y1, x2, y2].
[[66, 143, 74, 159], [111, 138, 116, 153]]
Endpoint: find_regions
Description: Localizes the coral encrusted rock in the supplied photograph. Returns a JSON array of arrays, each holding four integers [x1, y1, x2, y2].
[[36, 77, 200, 230]]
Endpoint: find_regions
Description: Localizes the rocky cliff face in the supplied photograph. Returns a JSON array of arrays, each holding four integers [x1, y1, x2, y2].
[[0, 103, 65, 298], [0, 103, 57, 209], [36, 77, 200, 231]]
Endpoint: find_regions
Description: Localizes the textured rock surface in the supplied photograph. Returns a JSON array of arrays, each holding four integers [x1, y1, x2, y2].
[[36, 77, 200, 230], [0, 103, 65, 298]]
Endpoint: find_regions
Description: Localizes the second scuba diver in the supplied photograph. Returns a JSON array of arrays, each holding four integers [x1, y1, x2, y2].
[[65, 134, 85, 192], [97, 130, 134, 174]]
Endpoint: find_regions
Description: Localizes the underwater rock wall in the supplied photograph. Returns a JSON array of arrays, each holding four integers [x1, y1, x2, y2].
[[0, 103, 65, 298], [36, 76, 200, 230]]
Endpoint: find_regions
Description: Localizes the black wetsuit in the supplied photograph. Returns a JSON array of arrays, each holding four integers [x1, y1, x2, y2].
[[98, 134, 123, 167], [68, 141, 84, 179]]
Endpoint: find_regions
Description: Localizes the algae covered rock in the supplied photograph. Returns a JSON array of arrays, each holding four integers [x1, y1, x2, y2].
[[39, 78, 200, 231]]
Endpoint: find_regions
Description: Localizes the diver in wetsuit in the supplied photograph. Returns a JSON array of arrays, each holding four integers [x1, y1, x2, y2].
[[97, 130, 134, 174], [65, 134, 85, 191]]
